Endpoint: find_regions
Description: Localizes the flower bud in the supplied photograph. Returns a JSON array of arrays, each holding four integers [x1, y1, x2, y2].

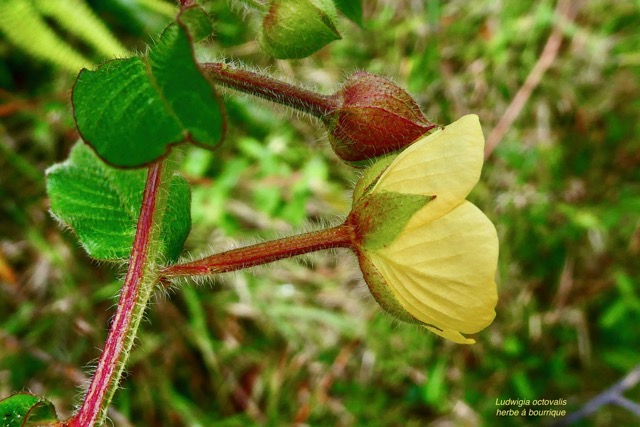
[[259, 0, 341, 59], [325, 72, 436, 165]]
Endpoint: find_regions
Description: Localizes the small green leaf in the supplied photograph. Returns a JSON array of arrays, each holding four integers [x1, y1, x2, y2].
[[352, 191, 433, 251], [46, 143, 191, 262], [72, 7, 224, 167], [0, 393, 58, 427], [179, 5, 214, 42], [334, 0, 363, 27]]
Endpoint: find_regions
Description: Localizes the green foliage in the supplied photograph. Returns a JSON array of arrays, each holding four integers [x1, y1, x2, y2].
[[72, 8, 224, 167], [0, 393, 58, 427], [334, 0, 363, 27], [0, 0, 127, 73], [32, 0, 128, 58], [0, 0, 90, 72], [46, 143, 191, 262]]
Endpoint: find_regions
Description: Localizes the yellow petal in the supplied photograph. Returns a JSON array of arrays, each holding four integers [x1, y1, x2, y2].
[[371, 114, 485, 223], [368, 200, 498, 342], [424, 325, 476, 345]]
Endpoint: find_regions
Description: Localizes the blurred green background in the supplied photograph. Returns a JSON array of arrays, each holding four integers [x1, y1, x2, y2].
[[1, 0, 640, 425]]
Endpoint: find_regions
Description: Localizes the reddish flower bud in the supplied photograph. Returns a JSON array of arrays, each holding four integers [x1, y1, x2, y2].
[[324, 72, 436, 165]]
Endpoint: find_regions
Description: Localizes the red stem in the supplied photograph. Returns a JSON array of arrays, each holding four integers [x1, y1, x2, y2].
[[201, 62, 339, 118], [68, 161, 164, 427], [162, 223, 354, 277]]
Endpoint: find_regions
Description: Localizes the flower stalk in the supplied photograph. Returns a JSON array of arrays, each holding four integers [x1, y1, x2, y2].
[[162, 223, 354, 278], [202, 62, 338, 117]]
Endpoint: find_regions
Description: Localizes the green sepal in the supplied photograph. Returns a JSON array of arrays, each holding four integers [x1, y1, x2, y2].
[[357, 249, 445, 334], [46, 143, 191, 262], [356, 250, 418, 324], [259, 0, 341, 59], [72, 6, 224, 167], [351, 191, 434, 251], [0, 393, 59, 427], [351, 154, 395, 202]]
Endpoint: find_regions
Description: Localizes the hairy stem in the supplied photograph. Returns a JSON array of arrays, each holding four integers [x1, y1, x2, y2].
[[68, 161, 165, 427], [162, 223, 354, 278], [201, 62, 339, 118]]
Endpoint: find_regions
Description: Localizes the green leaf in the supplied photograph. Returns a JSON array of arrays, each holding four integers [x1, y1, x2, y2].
[[179, 4, 214, 42], [334, 0, 363, 27], [0, 393, 58, 427], [72, 8, 224, 167], [46, 143, 191, 262]]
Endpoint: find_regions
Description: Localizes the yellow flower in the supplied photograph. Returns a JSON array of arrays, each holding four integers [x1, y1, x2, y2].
[[350, 114, 498, 344]]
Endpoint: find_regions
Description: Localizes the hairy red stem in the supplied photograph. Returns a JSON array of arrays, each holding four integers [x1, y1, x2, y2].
[[201, 62, 339, 118], [162, 223, 354, 277], [68, 161, 163, 427]]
